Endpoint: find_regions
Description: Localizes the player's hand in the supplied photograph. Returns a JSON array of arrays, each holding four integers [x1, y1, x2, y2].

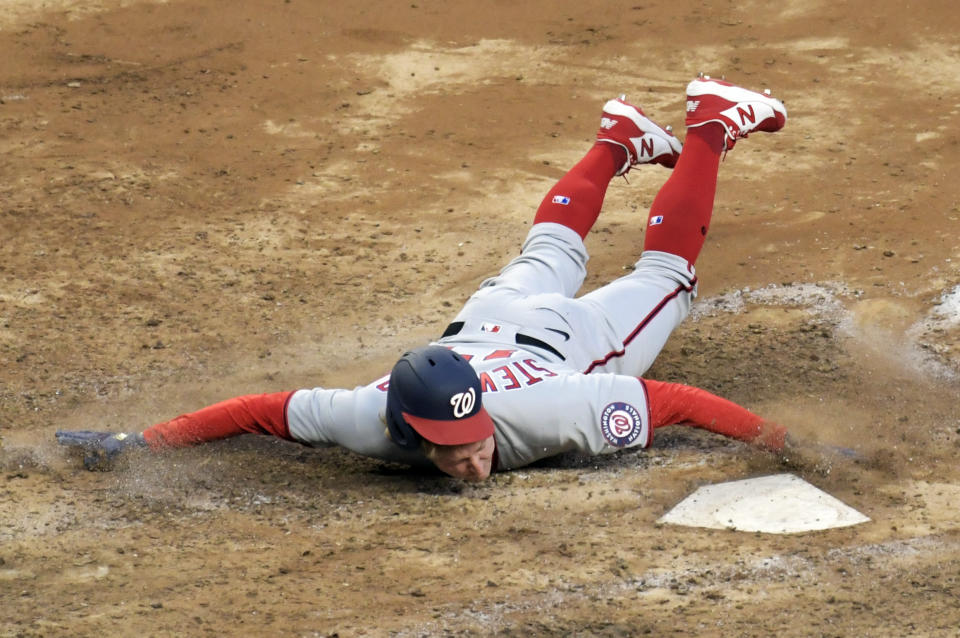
[[55, 430, 147, 471], [776, 433, 860, 475]]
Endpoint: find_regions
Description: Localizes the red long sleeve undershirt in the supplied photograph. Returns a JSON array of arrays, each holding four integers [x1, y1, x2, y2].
[[141, 382, 785, 453], [142, 391, 296, 449], [642, 378, 786, 451]]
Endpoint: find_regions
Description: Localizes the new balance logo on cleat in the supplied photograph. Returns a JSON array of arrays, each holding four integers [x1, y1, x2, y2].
[[730, 104, 756, 126], [685, 76, 787, 151], [632, 136, 656, 158], [596, 97, 682, 173]]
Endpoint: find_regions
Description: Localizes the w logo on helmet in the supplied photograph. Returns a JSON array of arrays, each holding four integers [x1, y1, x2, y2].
[[450, 387, 476, 418], [385, 345, 494, 450]]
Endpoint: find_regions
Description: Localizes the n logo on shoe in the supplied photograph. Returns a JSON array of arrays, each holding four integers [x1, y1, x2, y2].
[[686, 100, 700, 112], [636, 136, 655, 158], [736, 105, 756, 125], [600, 117, 617, 130]]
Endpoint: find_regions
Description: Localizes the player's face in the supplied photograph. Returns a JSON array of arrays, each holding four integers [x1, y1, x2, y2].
[[431, 436, 495, 482]]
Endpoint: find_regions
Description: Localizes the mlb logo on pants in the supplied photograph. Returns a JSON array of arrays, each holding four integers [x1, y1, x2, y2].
[[552, 195, 571, 205], [649, 215, 664, 226]]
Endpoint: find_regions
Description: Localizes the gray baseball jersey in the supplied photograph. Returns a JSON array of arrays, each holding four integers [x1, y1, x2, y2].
[[286, 222, 697, 471]]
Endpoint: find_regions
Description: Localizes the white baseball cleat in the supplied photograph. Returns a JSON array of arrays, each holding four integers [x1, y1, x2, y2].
[[596, 96, 683, 174], [685, 74, 787, 150]]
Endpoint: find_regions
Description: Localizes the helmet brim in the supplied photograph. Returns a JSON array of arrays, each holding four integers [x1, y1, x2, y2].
[[402, 407, 495, 446]]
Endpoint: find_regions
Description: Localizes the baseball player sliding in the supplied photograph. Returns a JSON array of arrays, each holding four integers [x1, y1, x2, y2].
[[58, 75, 791, 481]]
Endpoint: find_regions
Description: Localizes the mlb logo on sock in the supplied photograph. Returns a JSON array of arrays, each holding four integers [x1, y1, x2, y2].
[[649, 215, 664, 226], [552, 195, 571, 205]]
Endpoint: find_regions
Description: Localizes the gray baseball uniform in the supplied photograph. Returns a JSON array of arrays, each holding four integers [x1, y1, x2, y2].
[[286, 222, 697, 470]]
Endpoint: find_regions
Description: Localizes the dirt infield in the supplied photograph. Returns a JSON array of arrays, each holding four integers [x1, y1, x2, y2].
[[2, 1, 959, 636]]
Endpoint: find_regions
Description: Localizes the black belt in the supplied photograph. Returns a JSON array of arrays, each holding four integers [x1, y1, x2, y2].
[[441, 321, 566, 361]]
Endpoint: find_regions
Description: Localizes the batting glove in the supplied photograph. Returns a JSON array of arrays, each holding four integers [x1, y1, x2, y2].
[[55, 430, 148, 471]]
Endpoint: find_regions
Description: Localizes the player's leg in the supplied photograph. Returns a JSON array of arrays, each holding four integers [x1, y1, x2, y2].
[[568, 77, 787, 375], [446, 99, 682, 338], [642, 75, 787, 267], [478, 98, 682, 300], [533, 97, 682, 239], [570, 251, 696, 375], [640, 120, 725, 266]]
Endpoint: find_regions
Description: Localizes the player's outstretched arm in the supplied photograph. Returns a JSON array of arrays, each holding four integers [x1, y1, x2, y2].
[[142, 391, 295, 448], [641, 378, 787, 451], [56, 391, 296, 470]]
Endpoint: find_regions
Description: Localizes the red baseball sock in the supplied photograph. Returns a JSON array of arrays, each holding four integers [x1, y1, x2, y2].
[[533, 142, 622, 239], [643, 124, 726, 265], [142, 391, 295, 449]]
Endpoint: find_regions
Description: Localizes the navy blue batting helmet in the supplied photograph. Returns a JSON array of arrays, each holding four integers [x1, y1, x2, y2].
[[385, 345, 494, 450]]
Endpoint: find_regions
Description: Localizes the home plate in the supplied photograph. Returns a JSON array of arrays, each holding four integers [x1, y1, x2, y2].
[[658, 474, 870, 534]]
